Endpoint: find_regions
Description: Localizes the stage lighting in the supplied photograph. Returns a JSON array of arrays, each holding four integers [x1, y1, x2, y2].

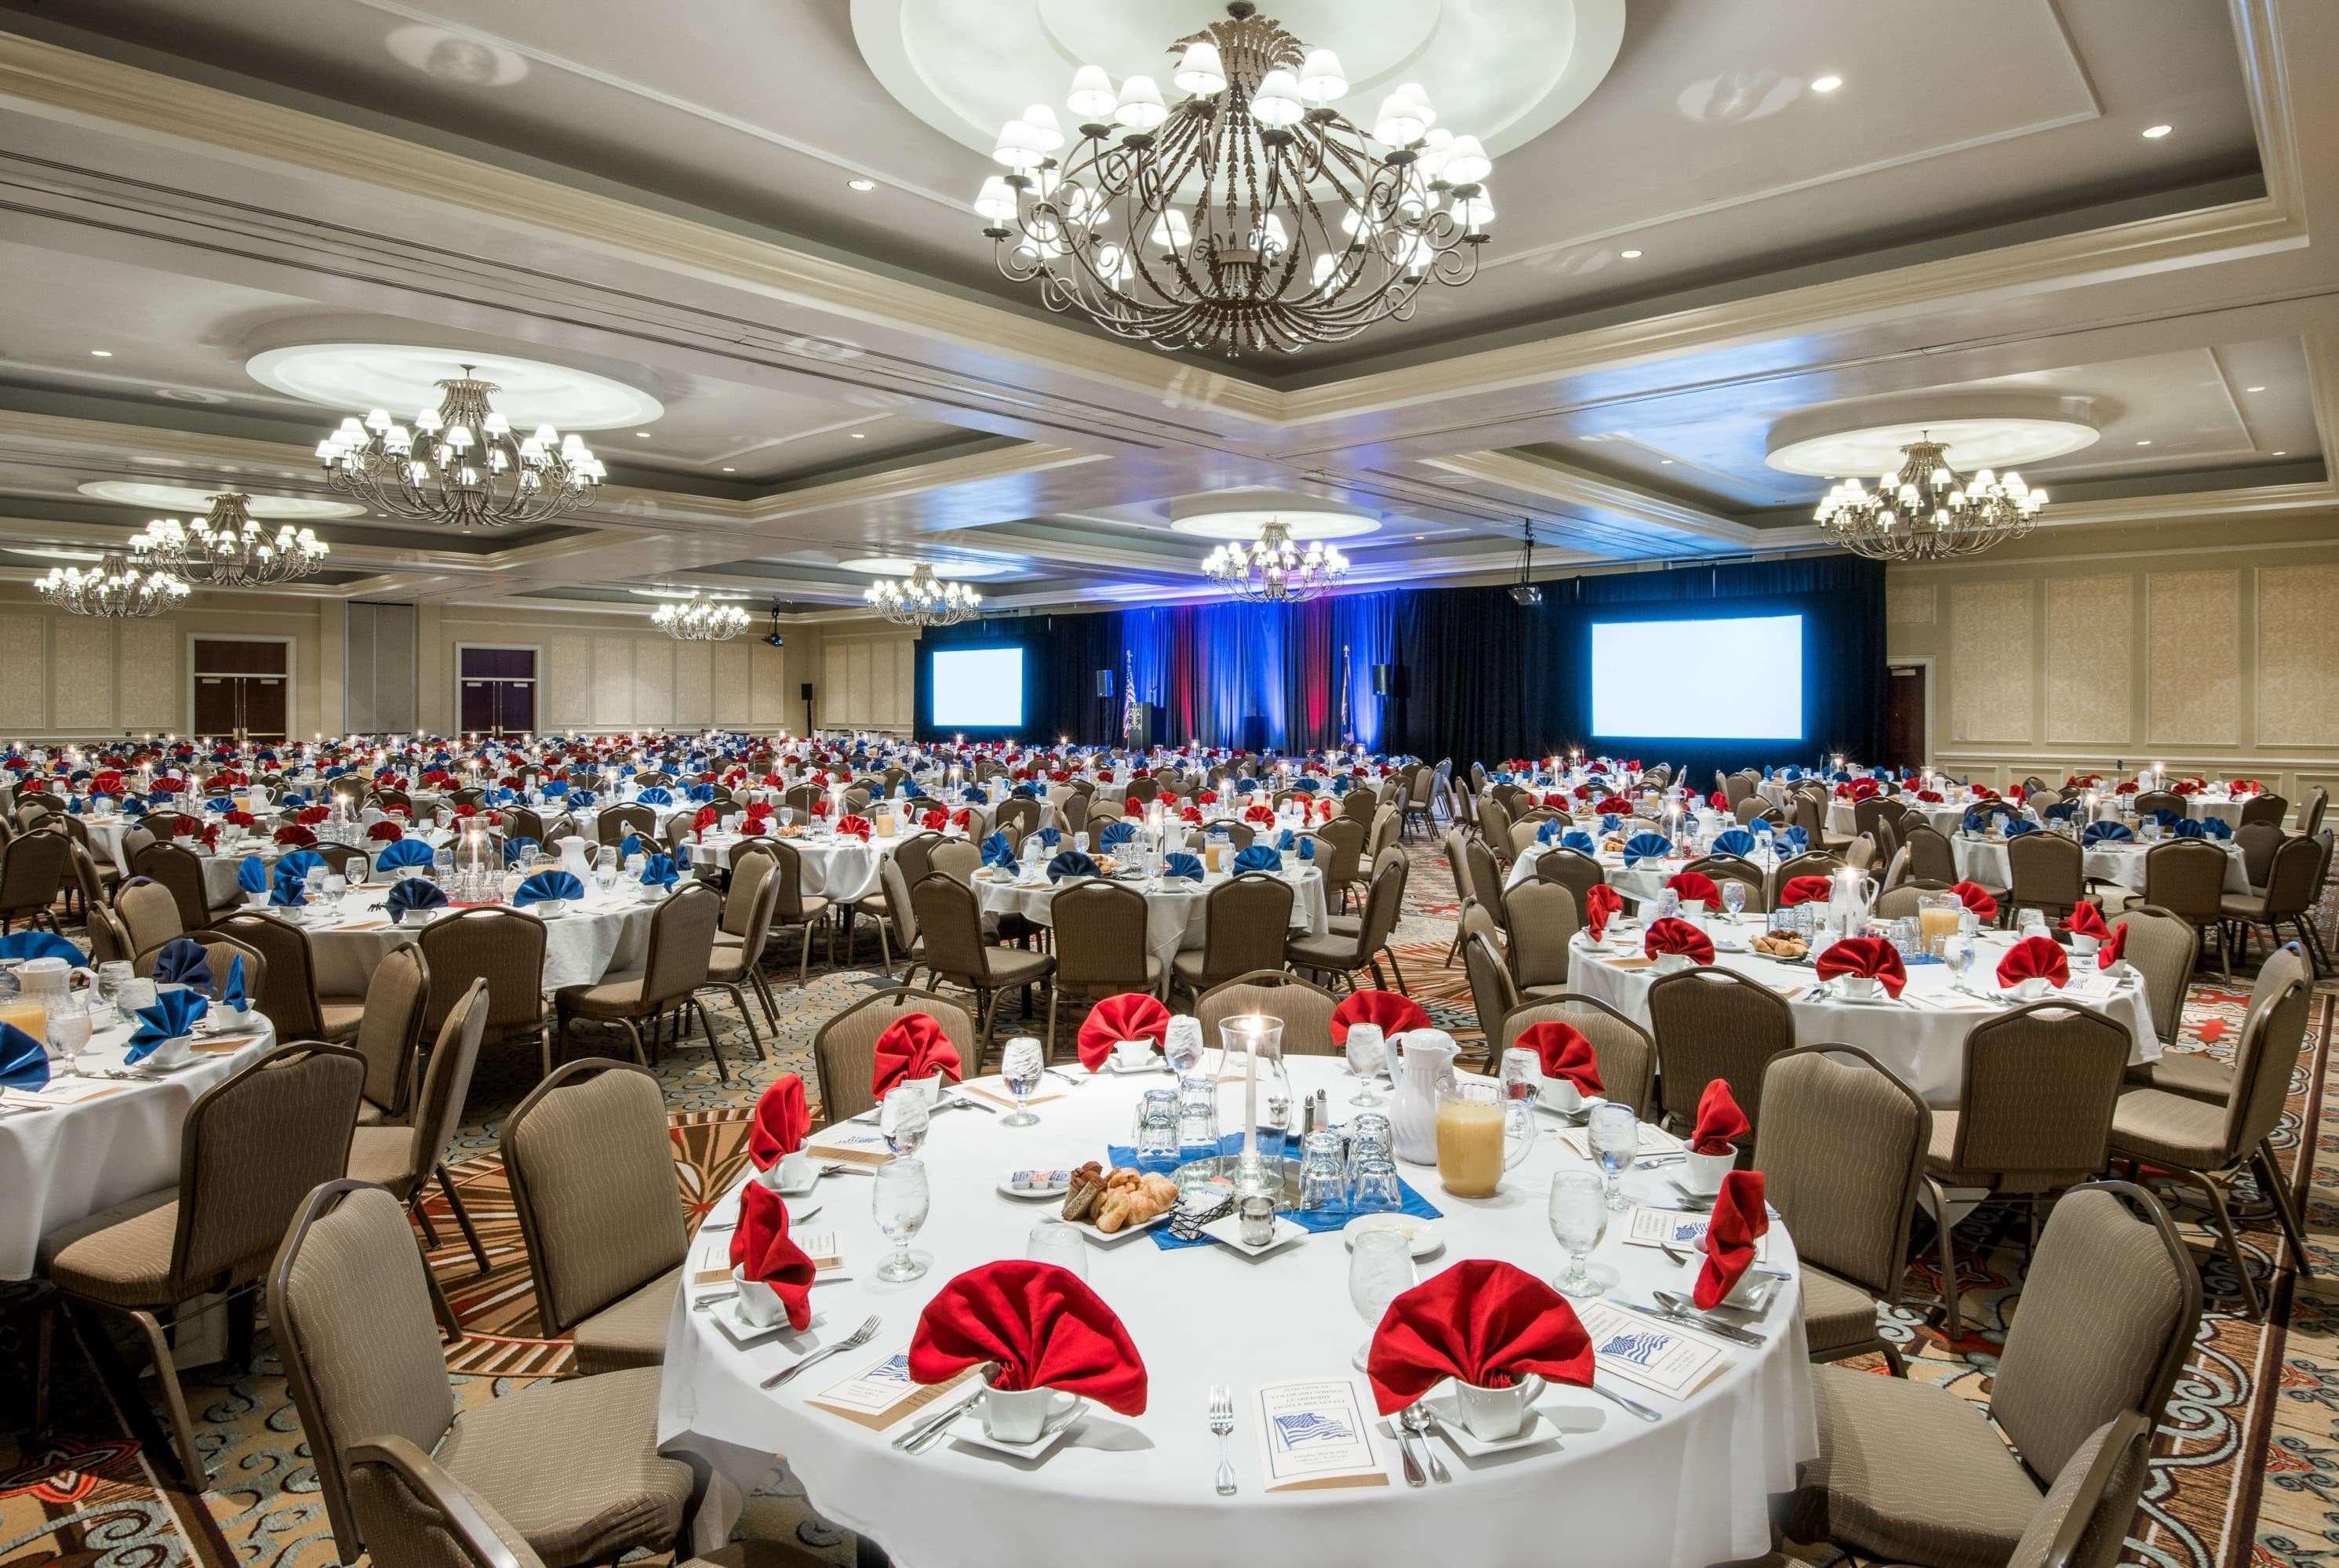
[[1509, 584, 1544, 606]]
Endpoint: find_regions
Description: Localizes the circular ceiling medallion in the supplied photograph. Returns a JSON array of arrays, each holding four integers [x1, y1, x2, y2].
[[1169, 492, 1381, 541], [851, 0, 1623, 162], [838, 555, 1016, 580], [77, 480, 366, 520], [1766, 395, 2101, 478], [246, 344, 663, 431], [629, 586, 751, 602]]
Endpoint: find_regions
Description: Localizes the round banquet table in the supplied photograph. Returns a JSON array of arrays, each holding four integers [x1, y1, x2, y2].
[[263, 882, 658, 995], [657, 1056, 1816, 1568], [972, 864, 1330, 967], [1949, 833, 2249, 895], [0, 1010, 277, 1279], [685, 830, 892, 904], [1564, 915, 2160, 1108]]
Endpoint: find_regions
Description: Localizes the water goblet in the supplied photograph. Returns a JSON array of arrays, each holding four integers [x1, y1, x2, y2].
[[1548, 1169, 1612, 1297], [1025, 1219, 1087, 1280], [1344, 1022, 1385, 1107], [871, 1159, 931, 1284], [1164, 1015, 1206, 1082], [879, 1084, 930, 1157], [1348, 1227, 1417, 1370], [1722, 880, 1748, 921], [1587, 1101, 1639, 1212], [999, 1037, 1044, 1127]]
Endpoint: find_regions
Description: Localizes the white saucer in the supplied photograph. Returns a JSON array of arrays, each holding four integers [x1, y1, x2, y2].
[[948, 1394, 1088, 1458], [767, 1166, 823, 1197], [1342, 1213, 1443, 1259], [1101, 1055, 1167, 1075], [1197, 1213, 1308, 1258], [705, 1297, 822, 1351], [1670, 1257, 1780, 1313], [1404, 1394, 1573, 1457]]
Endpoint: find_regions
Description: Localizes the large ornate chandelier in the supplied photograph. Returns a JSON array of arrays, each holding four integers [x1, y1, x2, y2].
[[865, 564, 981, 628], [1202, 517, 1348, 602], [132, 493, 328, 588], [650, 593, 750, 642], [35, 551, 190, 618], [1814, 437, 2048, 561], [975, 2, 1493, 357], [315, 366, 605, 528]]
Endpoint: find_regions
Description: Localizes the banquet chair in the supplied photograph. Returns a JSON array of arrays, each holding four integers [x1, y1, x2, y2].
[[1753, 1046, 1930, 1373], [995, 796, 1042, 839], [131, 931, 267, 1003], [1784, 1182, 2197, 1568], [553, 882, 729, 1083], [417, 908, 551, 1075], [1286, 855, 1406, 995], [1791, 794, 1841, 853], [270, 1183, 708, 1568], [85, 904, 134, 966], [1047, 881, 1162, 1057], [1330, 843, 1405, 937], [447, 788, 486, 809], [1171, 871, 1293, 1000], [36, 1042, 364, 1483], [1682, 853, 1765, 911], [2107, 950, 2312, 1319], [1923, 1001, 2131, 1341], [1722, 773, 1755, 811], [1059, 791, 1089, 839], [1500, 878, 1576, 999], [911, 871, 1054, 1052], [2302, 786, 2328, 835], [2104, 903, 2199, 1053], [1842, 832, 1877, 871], [1208, 820, 1258, 850], [371, 788, 415, 816], [2235, 820, 2283, 890], [755, 838, 835, 980], [1876, 844, 1916, 894], [1851, 795, 1898, 844], [66, 839, 115, 921], [1734, 798, 1784, 828], [2219, 832, 2322, 969], [2005, 830, 2085, 926], [1646, 966, 1795, 1138], [216, 909, 366, 1040], [928, 837, 980, 886], [891, 831, 941, 888], [1872, 885, 1926, 920], [1870, 813, 1901, 868], [314, 841, 370, 881], [1533, 846, 1606, 927], [129, 841, 209, 933], [0, 825, 68, 933], [2238, 791, 2289, 829], [1316, 816, 1366, 911], [1508, 819, 1555, 858], [595, 804, 657, 849], [703, 853, 783, 1052], [875, 857, 924, 985], [1122, 776, 1159, 806], [2137, 839, 2232, 977], [346, 979, 493, 1275], [1901, 824, 1959, 886], [1366, 806, 1402, 867], [813, 988, 978, 1123], [1475, 797, 1513, 857], [336, 944, 432, 1126], [782, 784, 821, 816], [1196, 969, 1338, 1055], [2132, 789, 2184, 820], [1461, 930, 1517, 1050], [1464, 835, 1509, 920], [140, 809, 198, 843], [502, 1057, 687, 1374], [1501, 995, 1653, 1119], [503, 806, 552, 845]]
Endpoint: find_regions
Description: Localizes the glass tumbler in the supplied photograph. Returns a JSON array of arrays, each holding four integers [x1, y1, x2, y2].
[[1131, 1086, 1180, 1168], [1297, 1129, 1348, 1214]]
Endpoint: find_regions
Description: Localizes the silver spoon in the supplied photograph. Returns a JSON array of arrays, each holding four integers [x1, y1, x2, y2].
[[1399, 1403, 1450, 1482]]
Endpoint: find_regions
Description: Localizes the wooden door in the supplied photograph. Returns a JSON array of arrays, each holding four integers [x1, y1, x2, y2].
[[191, 639, 290, 742], [1886, 665, 1926, 769], [458, 647, 537, 736]]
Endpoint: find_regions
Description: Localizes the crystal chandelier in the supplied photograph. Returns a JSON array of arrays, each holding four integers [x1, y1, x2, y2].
[[1202, 517, 1348, 602], [650, 594, 751, 642], [35, 551, 190, 618], [1814, 437, 2048, 562], [132, 493, 328, 588], [315, 366, 606, 528], [865, 564, 981, 628], [975, 2, 1493, 356]]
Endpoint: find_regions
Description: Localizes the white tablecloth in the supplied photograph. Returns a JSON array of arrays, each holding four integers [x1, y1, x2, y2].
[[0, 1013, 276, 1279], [1566, 917, 2159, 1108], [657, 1056, 1816, 1568], [1950, 835, 2248, 895], [685, 831, 892, 904], [973, 866, 1329, 967], [257, 885, 658, 995]]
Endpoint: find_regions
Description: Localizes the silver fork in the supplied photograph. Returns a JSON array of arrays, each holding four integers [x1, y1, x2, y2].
[[1208, 1385, 1236, 1495], [759, 1313, 881, 1388]]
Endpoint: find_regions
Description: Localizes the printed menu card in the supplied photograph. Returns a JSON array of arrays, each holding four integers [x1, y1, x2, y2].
[[1254, 1378, 1390, 1492], [1577, 1300, 1734, 1401]]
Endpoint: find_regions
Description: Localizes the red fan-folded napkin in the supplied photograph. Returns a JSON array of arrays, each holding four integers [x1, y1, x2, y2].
[[296, 804, 331, 825], [920, 809, 948, 832], [2098, 922, 2129, 970], [1996, 934, 2069, 989], [1543, 792, 1572, 811], [744, 802, 775, 830], [1916, 788, 1944, 803], [1243, 804, 1275, 825], [1695, 1170, 1769, 1312], [1689, 1077, 1748, 1155], [1366, 1259, 1594, 1414], [1643, 917, 1715, 966], [1777, 875, 1834, 908], [1708, 791, 1729, 810], [1584, 882, 1624, 941], [1814, 934, 1907, 998], [170, 815, 202, 839], [809, 798, 833, 819], [908, 1260, 1148, 1413], [748, 1073, 810, 1169], [1947, 882, 1998, 922], [1075, 991, 1171, 1071], [693, 805, 720, 841], [2062, 900, 2111, 939], [1331, 988, 1430, 1045], [871, 1012, 963, 1098], [274, 824, 317, 848], [1666, 871, 1720, 908], [366, 820, 402, 843], [1515, 1020, 1602, 1097], [835, 813, 872, 842], [1593, 795, 1632, 814], [727, 1183, 813, 1330]]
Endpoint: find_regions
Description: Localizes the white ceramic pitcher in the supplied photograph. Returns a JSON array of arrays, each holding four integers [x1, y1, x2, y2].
[[1388, 1029, 1459, 1166]]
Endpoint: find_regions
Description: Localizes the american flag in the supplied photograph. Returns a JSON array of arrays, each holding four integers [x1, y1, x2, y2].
[[1272, 1410, 1355, 1449]]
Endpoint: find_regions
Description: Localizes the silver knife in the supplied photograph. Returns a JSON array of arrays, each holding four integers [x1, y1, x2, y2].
[[1621, 1298, 1766, 1348]]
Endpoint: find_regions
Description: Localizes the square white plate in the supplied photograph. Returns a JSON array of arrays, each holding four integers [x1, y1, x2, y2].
[[1197, 1213, 1308, 1258], [948, 1395, 1088, 1458], [704, 1297, 823, 1351], [1070, 1207, 1173, 1246]]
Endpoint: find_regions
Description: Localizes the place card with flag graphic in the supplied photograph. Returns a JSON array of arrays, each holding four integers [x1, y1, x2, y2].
[[809, 1351, 979, 1432], [804, 1128, 896, 1167], [1255, 1378, 1389, 1492], [1577, 1300, 1733, 1401], [1623, 1207, 1773, 1261]]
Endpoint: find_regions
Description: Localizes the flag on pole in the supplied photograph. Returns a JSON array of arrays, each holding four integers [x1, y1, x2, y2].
[[1122, 648, 1138, 740], [1339, 642, 1354, 748]]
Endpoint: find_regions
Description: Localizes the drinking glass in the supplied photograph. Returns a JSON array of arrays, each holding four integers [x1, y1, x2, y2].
[[1499, 1046, 1541, 1108], [1348, 1153, 1403, 1216], [1025, 1219, 1087, 1280], [879, 1084, 930, 1157], [44, 995, 93, 1058], [871, 1159, 930, 1283], [1174, 1080, 1222, 1194], [999, 1037, 1044, 1127], [1131, 1086, 1180, 1166], [1548, 1169, 1611, 1297], [1348, 1227, 1417, 1370], [1588, 1101, 1639, 1211], [434, 848, 455, 879], [1722, 880, 1748, 920], [1344, 1021, 1385, 1107], [1297, 1129, 1348, 1213]]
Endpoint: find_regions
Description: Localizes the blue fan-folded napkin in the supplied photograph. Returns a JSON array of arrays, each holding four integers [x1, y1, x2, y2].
[[566, 788, 597, 809], [281, 790, 311, 807], [635, 786, 674, 806], [1099, 820, 1137, 849], [0, 930, 82, 965], [2148, 808, 2185, 830], [1232, 843, 1283, 874], [125, 988, 209, 1064], [963, 786, 988, 803], [2002, 817, 2039, 838], [376, 838, 434, 872], [2041, 800, 2080, 822], [1748, 816, 1775, 836], [1779, 825, 1810, 853], [237, 854, 271, 894], [1012, 784, 1042, 799], [1558, 829, 1597, 853], [1331, 777, 1353, 795], [980, 831, 1017, 871], [206, 796, 234, 813], [1712, 828, 1757, 857], [1597, 813, 1622, 834], [639, 853, 679, 890], [122, 795, 147, 817], [1235, 777, 1260, 793], [1037, 826, 1062, 849], [514, 869, 584, 907], [1621, 831, 1672, 866], [268, 868, 307, 907], [1046, 849, 1101, 882], [1536, 819, 1564, 846], [617, 832, 644, 861], [541, 780, 569, 798], [1205, 820, 1236, 841], [2200, 815, 2233, 840], [2083, 820, 2134, 845], [685, 782, 715, 802], [277, 849, 325, 883], [1162, 852, 1203, 882], [1962, 808, 1992, 835], [386, 878, 448, 925], [1294, 835, 1314, 860], [0, 1021, 48, 1090], [150, 937, 213, 992], [2169, 817, 2206, 839], [220, 953, 247, 1011], [1276, 828, 1298, 852], [501, 836, 540, 867]]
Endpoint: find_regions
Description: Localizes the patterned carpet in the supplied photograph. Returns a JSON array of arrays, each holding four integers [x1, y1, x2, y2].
[[2, 839, 2334, 1567]]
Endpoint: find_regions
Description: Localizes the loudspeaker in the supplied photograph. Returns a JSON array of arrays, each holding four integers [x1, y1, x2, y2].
[[1097, 669, 1115, 698], [1372, 664, 1392, 696], [798, 682, 814, 701]]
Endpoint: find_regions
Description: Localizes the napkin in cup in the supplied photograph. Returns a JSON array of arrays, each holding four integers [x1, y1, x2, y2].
[[513, 870, 584, 907], [500, 836, 541, 867], [268, 867, 308, 908], [0, 1021, 49, 1091], [727, 1181, 816, 1331], [1584, 882, 1624, 942], [1665, 871, 1720, 908], [835, 815, 872, 842], [1643, 917, 1715, 966], [2083, 820, 2134, 846], [237, 855, 271, 896], [125, 988, 209, 1064], [1036, 827, 1062, 850], [635, 786, 674, 806], [1366, 1258, 1594, 1415], [980, 831, 1017, 871], [1814, 934, 1907, 998], [2098, 921, 2130, 970], [1996, 934, 2070, 990], [1711, 828, 1756, 857], [376, 837, 434, 871], [1075, 992, 1170, 1071], [1515, 1020, 1602, 1097], [1558, 829, 1597, 854], [386, 879, 449, 925], [1046, 850, 1101, 883], [908, 1259, 1148, 1413], [638, 853, 680, 890], [1947, 882, 1999, 922], [1777, 875, 1834, 908], [1621, 831, 1673, 867], [1231, 844, 1282, 874], [1331, 988, 1429, 1045], [220, 953, 248, 1013], [748, 1073, 811, 1168], [1695, 1170, 1770, 1310], [1099, 820, 1137, 850], [2062, 901, 2112, 940], [617, 832, 644, 861], [871, 1012, 964, 1098], [149, 937, 213, 992], [1689, 1078, 1749, 1155], [1161, 852, 1203, 882]]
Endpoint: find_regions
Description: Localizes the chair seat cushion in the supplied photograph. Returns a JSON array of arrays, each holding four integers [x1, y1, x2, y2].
[[347, 1124, 420, 1191], [2108, 1086, 2230, 1170], [355, 1097, 392, 1126], [558, 970, 649, 1017], [572, 1264, 682, 1377], [1784, 1364, 2043, 1568], [981, 947, 1053, 987], [1327, 913, 1362, 937], [1801, 1266, 1882, 1359], [777, 896, 831, 926], [434, 1365, 693, 1568], [1286, 933, 1361, 968], [2217, 893, 2269, 919], [40, 1188, 180, 1308], [2125, 1050, 2234, 1104], [317, 999, 366, 1041]]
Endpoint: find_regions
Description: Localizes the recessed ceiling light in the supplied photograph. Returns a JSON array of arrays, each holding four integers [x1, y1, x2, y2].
[[2246, 385, 2266, 392], [847, 177, 876, 191], [89, 349, 112, 358], [1659, 459, 1675, 465], [2135, 439, 2152, 446], [2142, 123, 2173, 139], [2273, 450, 2287, 457], [635, 431, 650, 438], [1620, 249, 1642, 259], [1810, 75, 1842, 93], [722, 466, 736, 472], [849, 432, 867, 439]]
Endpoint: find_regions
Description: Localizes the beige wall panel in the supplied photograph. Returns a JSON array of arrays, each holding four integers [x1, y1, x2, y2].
[[713, 642, 750, 722], [821, 645, 847, 727], [2043, 576, 2131, 744], [633, 636, 675, 728], [590, 636, 632, 726], [2256, 563, 2339, 746], [54, 619, 114, 730], [2147, 570, 2239, 746], [1948, 581, 2033, 744], [544, 634, 591, 727], [1886, 583, 1937, 625], [0, 613, 46, 733], [674, 643, 712, 727], [118, 620, 179, 732]]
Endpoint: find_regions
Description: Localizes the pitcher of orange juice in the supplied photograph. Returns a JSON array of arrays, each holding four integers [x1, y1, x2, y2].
[[1435, 1079, 1536, 1199]]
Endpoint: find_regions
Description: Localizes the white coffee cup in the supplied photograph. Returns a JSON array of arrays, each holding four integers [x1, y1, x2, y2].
[[139, 1034, 194, 1071], [730, 1265, 790, 1329], [758, 1148, 813, 1190], [1836, 974, 1880, 1001], [897, 1074, 943, 1111], [1111, 1039, 1153, 1070], [1541, 1074, 1583, 1114], [1653, 951, 1693, 975], [2011, 976, 2053, 1002], [1681, 1147, 1734, 1196], [209, 1002, 252, 1031], [980, 1381, 1077, 1445], [2069, 933, 2100, 956], [1454, 1375, 1546, 1442]]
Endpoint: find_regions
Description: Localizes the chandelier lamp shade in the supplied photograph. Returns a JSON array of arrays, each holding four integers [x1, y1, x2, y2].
[[35, 551, 191, 619], [1813, 436, 2048, 561], [315, 366, 606, 528], [865, 563, 982, 628], [131, 493, 328, 588], [650, 593, 751, 642], [976, 1, 1493, 356], [1202, 516, 1349, 602]]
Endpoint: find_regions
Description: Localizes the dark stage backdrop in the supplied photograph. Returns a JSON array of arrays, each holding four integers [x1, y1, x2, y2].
[[916, 556, 1887, 779]]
